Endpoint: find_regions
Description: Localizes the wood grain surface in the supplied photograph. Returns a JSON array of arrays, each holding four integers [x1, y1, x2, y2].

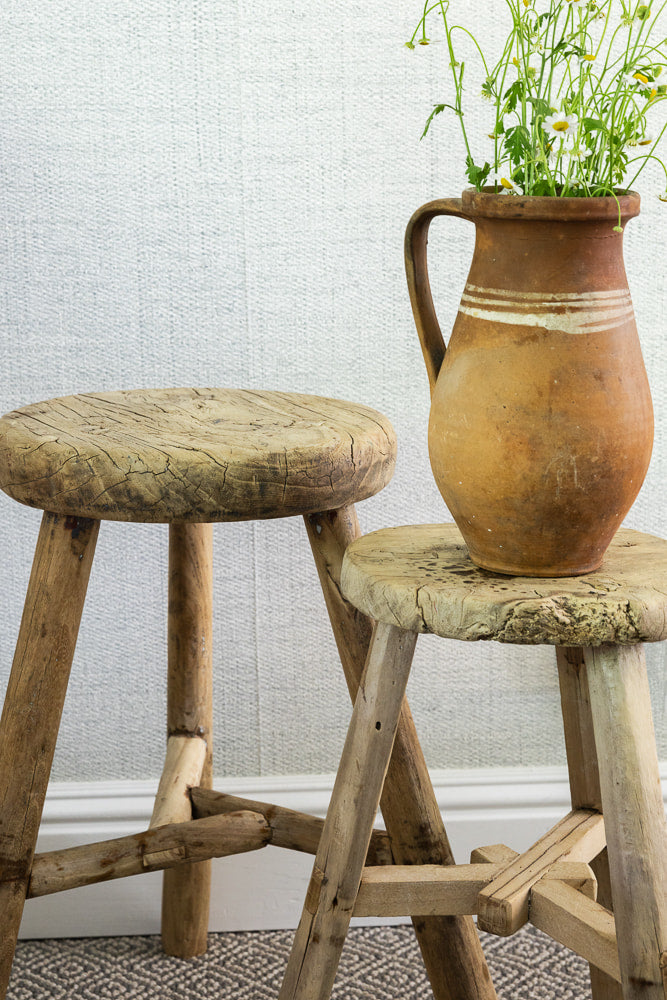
[[0, 388, 396, 522], [341, 524, 667, 646]]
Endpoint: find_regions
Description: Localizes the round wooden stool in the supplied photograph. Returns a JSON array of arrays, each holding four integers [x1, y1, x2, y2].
[[281, 523, 667, 1000], [0, 386, 404, 998]]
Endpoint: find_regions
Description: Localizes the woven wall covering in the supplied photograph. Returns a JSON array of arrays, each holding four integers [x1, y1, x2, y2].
[[1, 0, 665, 781]]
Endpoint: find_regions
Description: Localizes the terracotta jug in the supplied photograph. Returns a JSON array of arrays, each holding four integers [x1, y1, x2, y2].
[[405, 188, 653, 577]]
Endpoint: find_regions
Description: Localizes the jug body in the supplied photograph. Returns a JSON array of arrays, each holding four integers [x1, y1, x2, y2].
[[407, 189, 653, 576]]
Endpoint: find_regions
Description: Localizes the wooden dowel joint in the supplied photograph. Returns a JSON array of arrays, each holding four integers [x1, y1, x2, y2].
[[191, 787, 394, 864]]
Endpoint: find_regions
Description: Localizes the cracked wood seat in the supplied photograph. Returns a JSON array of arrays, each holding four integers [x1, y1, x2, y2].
[[281, 522, 667, 1000], [0, 384, 411, 1000], [340, 523, 667, 646], [0, 387, 395, 522]]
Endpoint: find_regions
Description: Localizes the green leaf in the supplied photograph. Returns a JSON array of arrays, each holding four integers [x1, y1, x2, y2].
[[502, 79, 524, 114], [503, 124, 532, 165], [583, 117, 607, 132], [465, 156, 490, 189], [420, 104, 448, 138]]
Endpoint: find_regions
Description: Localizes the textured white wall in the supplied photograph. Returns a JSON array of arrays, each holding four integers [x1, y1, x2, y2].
[[1, 0, 666, 783]]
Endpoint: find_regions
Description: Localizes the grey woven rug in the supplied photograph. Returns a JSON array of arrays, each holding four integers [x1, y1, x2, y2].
[[8, 925, 589, 998]]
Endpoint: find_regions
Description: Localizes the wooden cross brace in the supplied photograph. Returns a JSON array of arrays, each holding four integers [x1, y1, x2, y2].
[[352, 808, 623, 984]]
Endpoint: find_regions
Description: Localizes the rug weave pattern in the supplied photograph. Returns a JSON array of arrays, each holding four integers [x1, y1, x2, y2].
[[8, 925, 589, 998]]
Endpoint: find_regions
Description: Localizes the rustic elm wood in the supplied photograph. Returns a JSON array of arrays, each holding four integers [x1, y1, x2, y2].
[[284, 521, 667, 999], [190, 787, 394, 864], [557, 645, 624, 1000], [0, 388, 396, 523], [0, 512, 98, 999], [530, 876, 621, 982], [28, 811, 270, 897], [150, 736, 208, 830], [161, 522, 214, 958], [278, 622, 417, 1000], [304, 507, 497, 1000], [352, 860, 596, 919], [0, 387, 397, 999], [476, 809, 605, 936], [584, 644, 667, 1000]]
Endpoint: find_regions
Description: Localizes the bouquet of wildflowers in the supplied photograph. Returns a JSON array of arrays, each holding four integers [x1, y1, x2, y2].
[[406, 0, 667, 200]]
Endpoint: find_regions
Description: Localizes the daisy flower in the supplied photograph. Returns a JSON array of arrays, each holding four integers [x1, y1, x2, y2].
[[487, 171, 523, 195], [623, 69, 657, 92], [542, 113, 579, 145]]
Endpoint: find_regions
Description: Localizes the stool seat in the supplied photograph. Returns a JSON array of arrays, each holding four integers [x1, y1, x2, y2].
[[0, 387, 396, 523], [341, 523, 667, 646]]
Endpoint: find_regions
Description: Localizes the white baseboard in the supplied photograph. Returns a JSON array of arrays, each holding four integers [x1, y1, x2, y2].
[[21, 765, 667, 939]]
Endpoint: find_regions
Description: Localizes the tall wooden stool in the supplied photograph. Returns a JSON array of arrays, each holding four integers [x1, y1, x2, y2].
[[0, 385, 411, 998], [281, 522, 667, 1000]]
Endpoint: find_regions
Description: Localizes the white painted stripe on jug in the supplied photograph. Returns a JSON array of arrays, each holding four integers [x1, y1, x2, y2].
[[465, 283, 631, 303], [459, 284, 634, 335]]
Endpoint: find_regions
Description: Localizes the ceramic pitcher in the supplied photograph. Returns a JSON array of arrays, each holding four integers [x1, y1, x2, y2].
[[405, 188, 653, 576]]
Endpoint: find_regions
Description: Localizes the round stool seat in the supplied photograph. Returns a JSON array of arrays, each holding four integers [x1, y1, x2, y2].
[[0, 387, 396, 523], [341, 523, 667, 646]]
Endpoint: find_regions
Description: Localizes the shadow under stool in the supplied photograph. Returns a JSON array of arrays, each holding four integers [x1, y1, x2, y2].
[[0, 385, 412, 998], [280, 522, 667, 1000]]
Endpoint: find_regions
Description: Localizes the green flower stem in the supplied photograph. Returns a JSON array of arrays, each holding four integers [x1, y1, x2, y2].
[[408, 0, 667, 197]]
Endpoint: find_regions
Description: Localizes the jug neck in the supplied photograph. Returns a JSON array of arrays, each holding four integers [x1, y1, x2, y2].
[[461, 189, 640, 295]]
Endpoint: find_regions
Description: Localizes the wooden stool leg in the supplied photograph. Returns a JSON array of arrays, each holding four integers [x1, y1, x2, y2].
[[0, 512, 99, 999], [280, 621, 417, 1000], [556, 646, 623, 1000], [161, 522, 213, 958], [305, 508, 496, 1000], [584, 644, 667, 1000]]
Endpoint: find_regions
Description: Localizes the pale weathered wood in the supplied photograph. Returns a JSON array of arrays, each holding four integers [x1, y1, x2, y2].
[[340, 524, 667, 646], [190, 787, 393, 864], [162, 522, 213, 958], [0, 389, 396, 522], [28, 812, 270, 897], [584, 644, 667, 1000], [473, 842, 598, 895], [557, 645, 622, 1000], [151, 736, 207, 829], [542, 862, 598, 900], [305, 508, 497, 1000], [531, 878, 621, 982], [354, 863, 501, 918], [354, 860, 596, 918], [476, 809, 605, 935], [279, 622, 417, 1000], [0, 512, 99, 1000], [471, 844, 519, 865]]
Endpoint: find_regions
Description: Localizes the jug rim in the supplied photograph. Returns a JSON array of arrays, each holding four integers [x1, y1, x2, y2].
[[462, 187, 640, 221]]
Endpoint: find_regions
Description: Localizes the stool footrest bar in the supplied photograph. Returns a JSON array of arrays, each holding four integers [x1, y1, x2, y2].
[[353, 861, 597, 918], [531, 876, 620, 982], [191, 786, 394, 864], [354, 863, 500, 917], [27, 811, 270, 898]]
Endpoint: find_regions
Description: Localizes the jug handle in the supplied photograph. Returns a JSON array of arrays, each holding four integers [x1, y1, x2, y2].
[[405, 198, 472, 396]]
